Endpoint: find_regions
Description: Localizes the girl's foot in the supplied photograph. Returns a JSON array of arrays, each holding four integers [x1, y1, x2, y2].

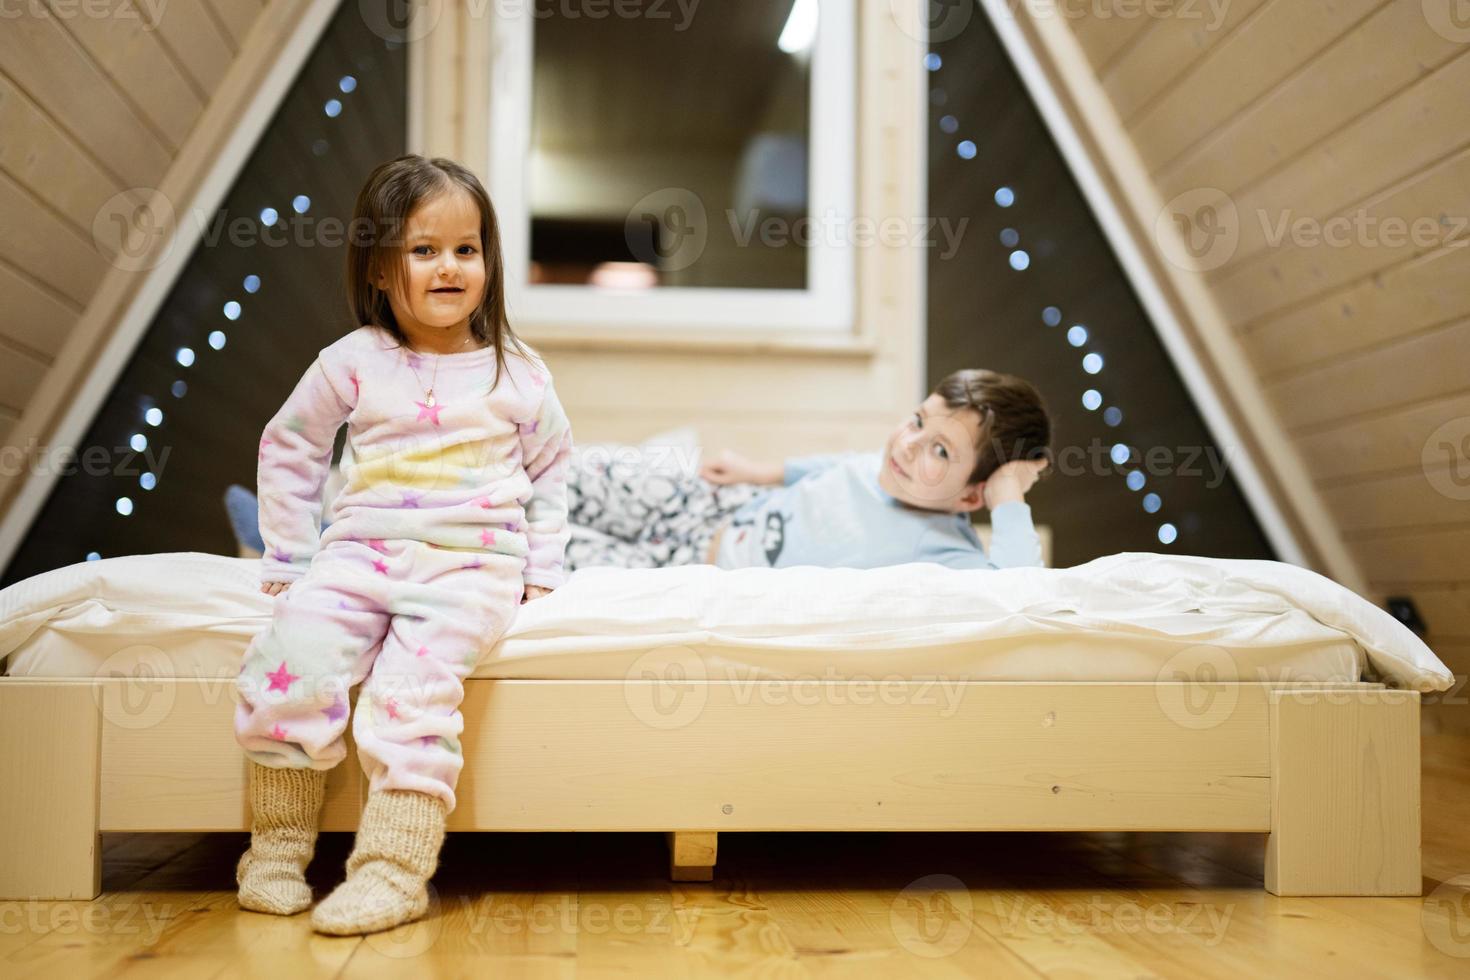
[[311, 789, 447, 935], [236, 762, 327, 915]]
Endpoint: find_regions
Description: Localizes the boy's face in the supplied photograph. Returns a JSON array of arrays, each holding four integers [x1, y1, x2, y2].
[[878, 394, 986, 513]]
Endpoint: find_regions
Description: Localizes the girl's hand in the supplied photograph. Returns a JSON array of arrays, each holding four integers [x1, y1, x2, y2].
[[261, 581, 292, 596], [981, 459, 1049, 510], [523, 585, 553, 603], [700, 450, 780, 486]]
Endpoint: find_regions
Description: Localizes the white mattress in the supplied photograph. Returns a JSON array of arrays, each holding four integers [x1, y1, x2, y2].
[[0, 550, 1453, 691]]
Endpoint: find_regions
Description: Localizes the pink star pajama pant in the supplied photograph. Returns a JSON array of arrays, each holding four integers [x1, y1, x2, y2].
[[234, 538, 524, 813]]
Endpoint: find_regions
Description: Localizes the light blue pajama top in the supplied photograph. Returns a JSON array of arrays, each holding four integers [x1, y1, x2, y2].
[[712, 451, 1043, 571]]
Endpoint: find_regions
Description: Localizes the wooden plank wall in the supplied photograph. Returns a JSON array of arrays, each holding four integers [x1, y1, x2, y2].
[[1064, 1, 1470, 721], [0, 1, 269, 445]]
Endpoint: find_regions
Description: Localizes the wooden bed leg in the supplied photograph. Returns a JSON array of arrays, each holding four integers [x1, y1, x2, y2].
[[0, 682, 103, 900], [1266, 689, 1421, 896], [665, 831, 717, 882]]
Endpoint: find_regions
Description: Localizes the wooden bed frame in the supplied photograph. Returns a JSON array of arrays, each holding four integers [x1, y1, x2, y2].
[[0, 676, 1421, 901]]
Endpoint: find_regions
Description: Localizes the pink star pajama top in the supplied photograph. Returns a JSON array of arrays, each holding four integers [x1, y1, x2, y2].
[[234, 325, 573, 811]]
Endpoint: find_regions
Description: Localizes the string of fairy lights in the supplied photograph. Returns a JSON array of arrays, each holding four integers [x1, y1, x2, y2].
[[86, 73, 364, 562], [926, 50, 1179, 547]]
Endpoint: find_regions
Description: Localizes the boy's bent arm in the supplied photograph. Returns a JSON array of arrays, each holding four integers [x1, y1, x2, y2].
[[985, 500, 1043, 568]]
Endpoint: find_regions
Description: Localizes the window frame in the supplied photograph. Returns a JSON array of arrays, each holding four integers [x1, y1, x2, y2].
[[485, 0, 858, 334]]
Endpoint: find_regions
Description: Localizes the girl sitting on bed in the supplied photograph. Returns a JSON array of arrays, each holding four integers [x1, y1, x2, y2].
[[233, 154, 572, 936], [565, 368, 1052, 572]]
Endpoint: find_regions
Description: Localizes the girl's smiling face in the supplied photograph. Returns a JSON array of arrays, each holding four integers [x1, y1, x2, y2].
[[376, 187, 488, 346]]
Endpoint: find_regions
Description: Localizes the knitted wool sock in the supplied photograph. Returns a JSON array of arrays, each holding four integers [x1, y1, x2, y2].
[[235, 761, 327, 915], [310, 789, 447, 936]]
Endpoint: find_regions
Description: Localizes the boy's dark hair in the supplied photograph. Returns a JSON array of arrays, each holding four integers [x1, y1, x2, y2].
[[934, 369, 1054, 484], [346, 154, 529, 390]]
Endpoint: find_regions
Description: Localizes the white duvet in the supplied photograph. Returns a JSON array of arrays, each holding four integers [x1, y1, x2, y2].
[[0, 549, 1452, 692]]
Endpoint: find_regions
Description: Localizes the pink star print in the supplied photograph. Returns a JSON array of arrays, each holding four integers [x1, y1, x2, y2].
[[473, 496, 492, 509], [400, 490, 422, 508], [416, 645, 431, 658], [372, 558, 389, 575], [321, 696, 347, 722], [366, 538, 389, 554], [385, 697, 401, 721], [415, 401, 443, 425], [266, 661, 299, 693], [270, 724, 288, 740], [529, 372, 545, 388], [480, 529, 496, 547]]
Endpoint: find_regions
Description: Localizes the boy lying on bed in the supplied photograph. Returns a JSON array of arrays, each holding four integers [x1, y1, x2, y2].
[[565, 368, 1053, 572]]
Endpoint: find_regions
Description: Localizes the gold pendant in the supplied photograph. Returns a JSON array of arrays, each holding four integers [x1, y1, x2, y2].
[[426, 390, 435, 407]]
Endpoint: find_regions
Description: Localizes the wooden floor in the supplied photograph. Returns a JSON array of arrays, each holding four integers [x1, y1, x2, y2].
[[3, 735, 1467, 978]]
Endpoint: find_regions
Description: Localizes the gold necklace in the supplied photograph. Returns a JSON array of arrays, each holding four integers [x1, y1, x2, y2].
[[406, 332, 475, 406]]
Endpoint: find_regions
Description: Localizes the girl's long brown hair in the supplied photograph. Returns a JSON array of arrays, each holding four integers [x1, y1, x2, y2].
[[347, 154, 529, 391]]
